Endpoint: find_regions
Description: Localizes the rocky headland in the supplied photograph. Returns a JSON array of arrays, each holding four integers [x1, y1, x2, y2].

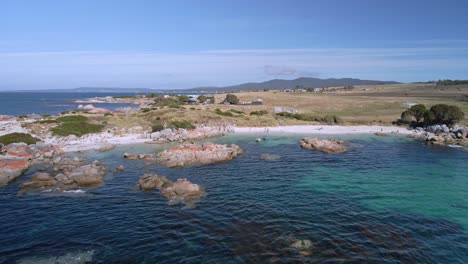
[[299, 138, 347, 154]]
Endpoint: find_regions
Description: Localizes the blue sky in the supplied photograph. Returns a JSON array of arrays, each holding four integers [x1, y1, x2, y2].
[[1, 0, 468, 90]]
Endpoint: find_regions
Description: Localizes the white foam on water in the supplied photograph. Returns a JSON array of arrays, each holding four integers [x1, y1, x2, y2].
[[63, 189, 86, 194]]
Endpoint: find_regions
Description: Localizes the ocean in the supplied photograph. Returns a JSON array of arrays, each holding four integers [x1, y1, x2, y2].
[[0, 92, 136, 116], [1, 134, 467, 263]]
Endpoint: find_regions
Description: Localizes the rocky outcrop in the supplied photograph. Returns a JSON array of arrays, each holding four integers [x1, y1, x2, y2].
[[0, 143, 60, 186], [136, 174, 206, 207], [410, 125, 468, 148], [299, 138, 347, 154], [19, 160, 107, 193], [0, 159, 31, 186], [77, 104, 113, 114], [156, 142, 242, 167], [148, 127, 228, 144]]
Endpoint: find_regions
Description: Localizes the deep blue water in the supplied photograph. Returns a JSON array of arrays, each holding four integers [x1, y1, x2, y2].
[[0, 134, 467, 263], [0, 92, 136, 116]]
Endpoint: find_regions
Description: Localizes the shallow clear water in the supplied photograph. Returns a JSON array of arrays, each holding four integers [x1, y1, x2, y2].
[[1, 134, 467, 263], [0, 92, 135, 116]]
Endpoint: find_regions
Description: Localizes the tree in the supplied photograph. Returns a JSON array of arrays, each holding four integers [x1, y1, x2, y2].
[[424, 104, 464, 126], [408, 104, 426, 123], [223, 94, 239, 105], [400, 110, 413, 123]]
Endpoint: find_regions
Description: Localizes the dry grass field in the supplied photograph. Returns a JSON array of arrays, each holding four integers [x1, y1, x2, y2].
[[106, 83, 468, 129]]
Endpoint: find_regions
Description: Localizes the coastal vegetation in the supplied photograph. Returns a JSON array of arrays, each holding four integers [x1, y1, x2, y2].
[[222, 94, 239, 105], [51, 115, 104, 137], [436, 79, 468, 86], [400, 104, 465, 127], [276, 112, 344, 125], [0, 133, 40, 145]]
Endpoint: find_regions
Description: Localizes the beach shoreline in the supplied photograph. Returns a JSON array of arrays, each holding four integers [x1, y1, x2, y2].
[[47, 125, 417, 153]]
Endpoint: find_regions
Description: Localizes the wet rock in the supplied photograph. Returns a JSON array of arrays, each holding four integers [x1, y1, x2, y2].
[[135, 174, 206, 207], [98, 144, 116, 152], [374, 132, 387, 136], [135, 173, 171, 191], [0, 159, 31, 186], [31, 172, 53, 181], [156, 142, 242, 167], [19, 161, 107, 193], [116, 165, 125, 171], [123, 152, 155, 160], [299, 138, 347, 154]]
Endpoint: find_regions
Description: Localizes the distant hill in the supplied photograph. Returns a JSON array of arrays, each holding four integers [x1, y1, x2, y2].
[[185, 77, 399, 92], [5, 77, 400, 93]]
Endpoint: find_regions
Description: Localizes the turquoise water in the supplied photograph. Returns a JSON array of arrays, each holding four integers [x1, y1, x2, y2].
[[1, 134, 467, 263]]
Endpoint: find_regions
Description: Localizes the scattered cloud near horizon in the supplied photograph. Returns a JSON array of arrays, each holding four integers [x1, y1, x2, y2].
[[1, 47, 468, 90]]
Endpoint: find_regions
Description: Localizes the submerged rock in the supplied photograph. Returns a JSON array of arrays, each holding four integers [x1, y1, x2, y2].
[[260, 153, 281, 161], [299, 138, 347, 154], [290, 239, 314, 256], [115, 165, 125, 171], [136, 174, 206, 207], [97, 144, 116, 152], [156, 142, 242, 167]]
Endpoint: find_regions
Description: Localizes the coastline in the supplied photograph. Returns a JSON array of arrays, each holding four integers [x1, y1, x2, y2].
[[231, 125, 414, 135], [46, 125, 417, 153]]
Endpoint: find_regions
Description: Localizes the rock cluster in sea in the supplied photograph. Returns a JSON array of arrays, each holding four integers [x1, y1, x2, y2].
[[124, 142, 243, 167], [410, 125, 468, 148], [299, 138, 347, 154], [19, 160, 107, 193], [0, 143, 61, 186], [157, 142, 243, 167], [136, 174, 206, 207]]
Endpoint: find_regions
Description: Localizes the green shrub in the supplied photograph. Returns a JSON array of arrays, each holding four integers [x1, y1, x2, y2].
[[215, 109, 234, 116], [51, 123, 104, 137], [0, 133, 40, 145], [170, 120, 195, 130], [276, 112, 295, 118], [152, 123, 165, 132], [177, 95, 189, 103], [36, 119, 57, 124], [250, 110, 268, 116], [228, 109, 245, 115], [223, 94, 239, 104], [51, 115, 103, 137], [104, 112, 113, 116], [42, 114, 51, 118], [169, 104, 181, 109], [56, 115, 88, 123], [140, 108, 152, 113]]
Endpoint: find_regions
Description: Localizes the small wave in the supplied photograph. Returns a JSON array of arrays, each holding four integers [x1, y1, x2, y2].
[[63, 189, 86, 194]]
